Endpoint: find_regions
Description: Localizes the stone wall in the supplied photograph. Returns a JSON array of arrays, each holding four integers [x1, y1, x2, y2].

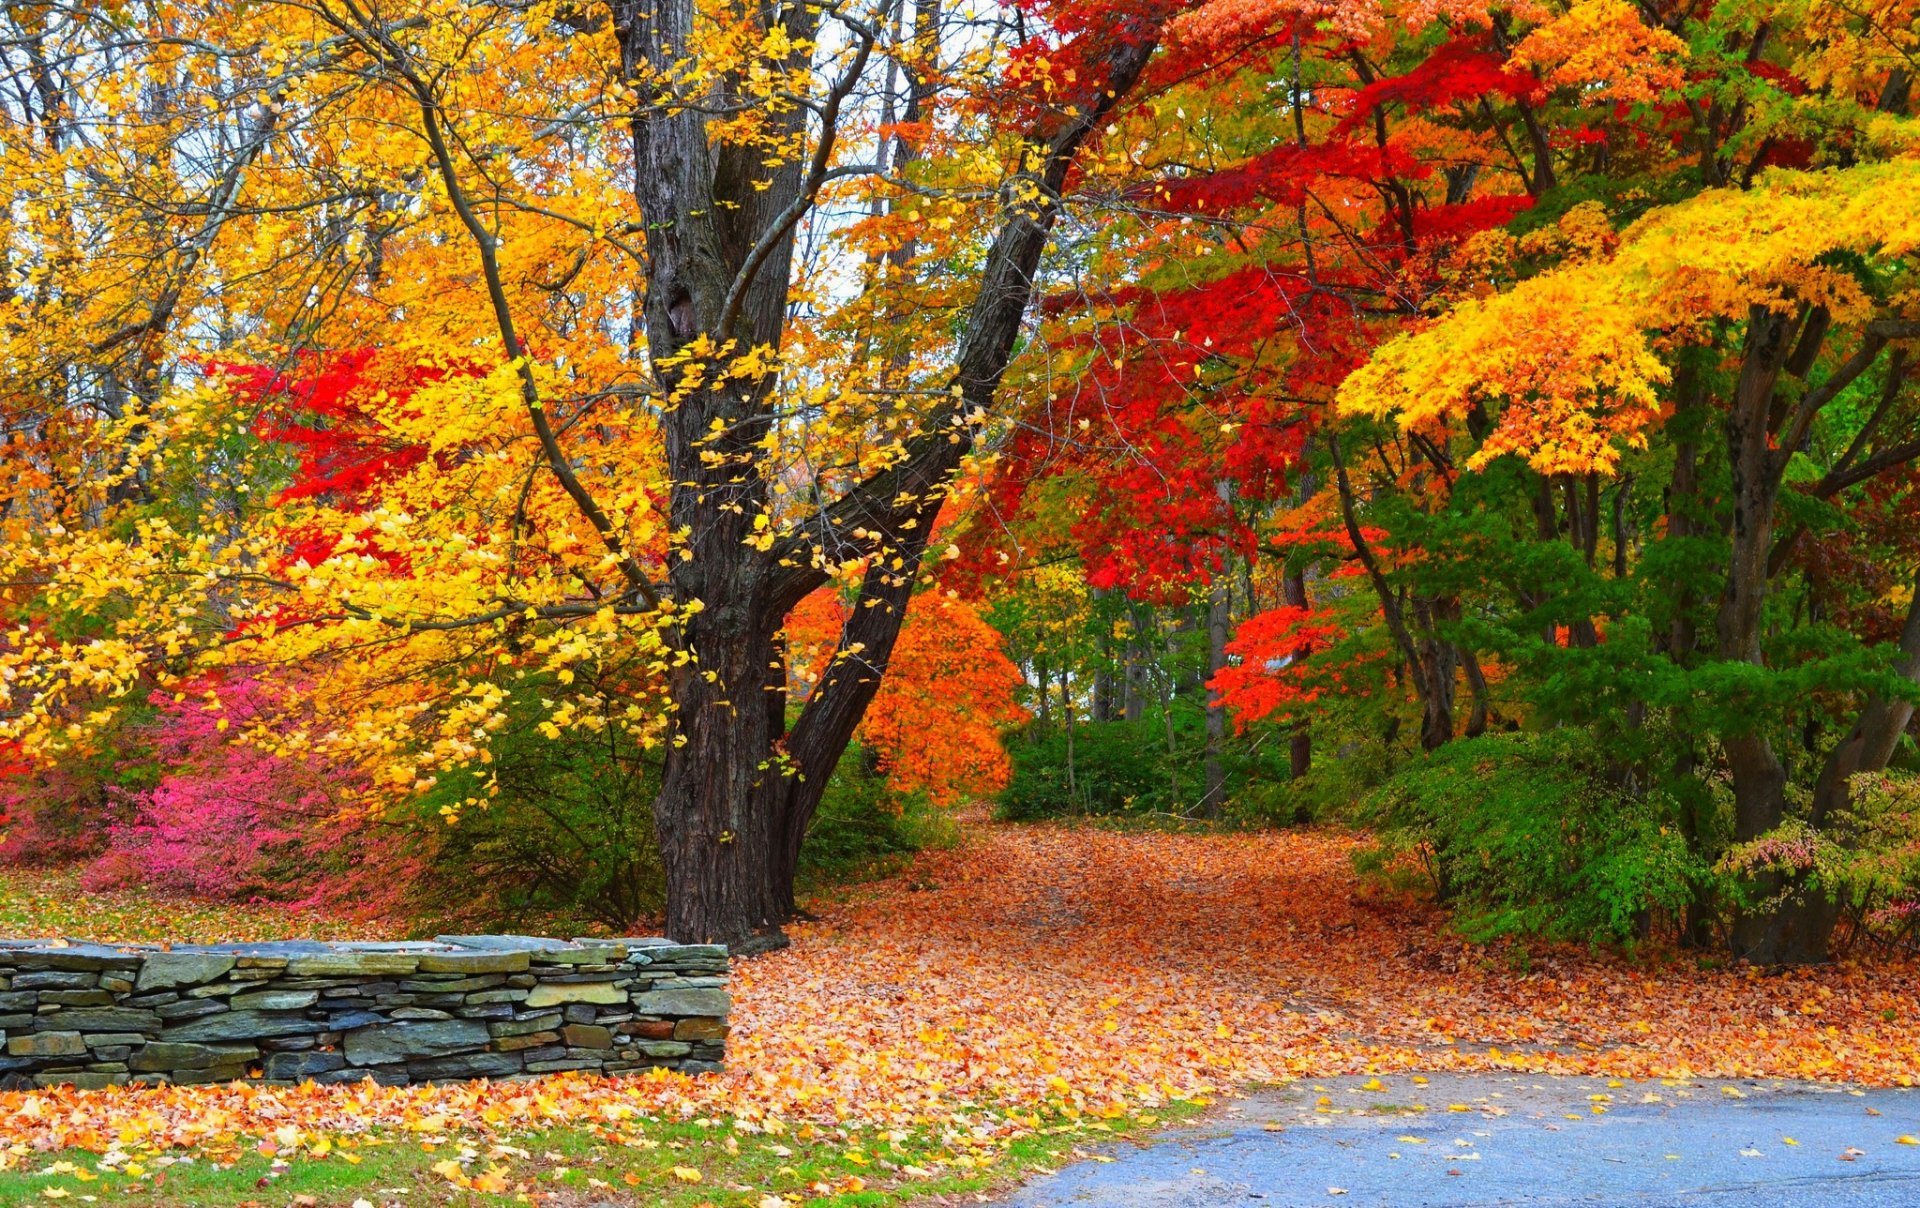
[[0, 935, 728, 1090]]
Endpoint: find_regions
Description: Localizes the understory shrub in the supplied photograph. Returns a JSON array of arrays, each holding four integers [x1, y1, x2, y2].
[[3, 676, 956, 934], [797, 745, 960, 892], [998, 720, 1174, 820], [407, 688, 666, 935], [75, 681, 422, 921], [1356, 731, 1712, 945]]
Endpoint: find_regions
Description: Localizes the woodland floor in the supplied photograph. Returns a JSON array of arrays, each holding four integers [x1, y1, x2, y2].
[[1, 815, 1918, 1205]]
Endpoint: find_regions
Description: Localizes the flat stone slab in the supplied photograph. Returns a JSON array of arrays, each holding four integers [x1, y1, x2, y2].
[[998, 1074, 1920, 1207]]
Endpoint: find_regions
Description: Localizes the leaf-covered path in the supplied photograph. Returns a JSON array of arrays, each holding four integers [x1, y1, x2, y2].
[[737, 817, 1920, 1124], [2, 818, 1918, 1168]]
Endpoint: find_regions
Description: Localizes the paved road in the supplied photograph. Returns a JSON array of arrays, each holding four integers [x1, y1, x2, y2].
[[999, 1074, 1920, 1206]]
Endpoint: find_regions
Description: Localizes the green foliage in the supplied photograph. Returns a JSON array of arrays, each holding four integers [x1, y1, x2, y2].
[[1357, 732, 1714, 945], [411, 685, 665, 935], [796, 745, 961, 891], [1718, 770, 1920, 944], [997, 720, 1181, 820], [416, 720, 955, 931]]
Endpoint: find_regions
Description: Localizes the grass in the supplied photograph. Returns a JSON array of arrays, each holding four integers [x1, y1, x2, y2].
[[0, 867, 375, 945], [0, 1107, 1201, 1206]]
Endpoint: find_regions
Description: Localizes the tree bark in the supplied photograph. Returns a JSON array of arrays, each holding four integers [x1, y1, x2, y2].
[[1202, 553, 1230, 817], [1283, 566, 1312, 779]]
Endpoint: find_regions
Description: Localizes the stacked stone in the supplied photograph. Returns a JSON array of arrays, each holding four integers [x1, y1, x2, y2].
[[0, 935, 728, 1090]]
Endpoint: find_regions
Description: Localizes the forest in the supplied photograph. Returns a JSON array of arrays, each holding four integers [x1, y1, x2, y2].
[[6, 0, 1920, 1202], [2, 0, 1919, 980]]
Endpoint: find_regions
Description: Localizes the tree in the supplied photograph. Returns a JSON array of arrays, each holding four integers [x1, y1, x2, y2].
[[0, 0, 1172, 946], [1342, 163, 1920, 961]]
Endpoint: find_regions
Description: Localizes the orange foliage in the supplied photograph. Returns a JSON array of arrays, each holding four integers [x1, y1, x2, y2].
[[786, 593, 1028, 805]]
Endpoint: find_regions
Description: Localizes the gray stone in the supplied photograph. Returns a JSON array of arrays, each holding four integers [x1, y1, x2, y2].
[[36, 1008, 160, 1033], [488, 1013, 563, 1038], [407, 1052, 522, 1081], [285, 953, 421, 977], [135, 953, 236, 992], [342, 1019, 489, 1066], [398, 975, 503, 993], [631, 988, 730, 1017], [38, 990, 113, 1006], [37, 1071, 122, 1089], [436, 934, 570, 952], [155, 1000, 228, 1021], [0, 992, 35, 1011], [673, 1017, 729, 1042], [229, 990, 319, 1011], [21, 946, 139, 971], [162, 1011, 328, 1042], [645, 944, 728, 963], [493, 1032, 559, 1052], [263, 1051, 346, 1080], [172, 1063, 248, 1085], [636, 1040, 692, 1058], [325, 1010, 387, 1031], [416, 950, 529, 975], [8, 1032, 85, 1057], [561, 1024, 614, 1049], [389, 1008, 453, 1021], [130, 1042, 259, 1072], [464, 990, 528, 1005], [524, 981, 624, 1008], [14, 971, 97, 990]]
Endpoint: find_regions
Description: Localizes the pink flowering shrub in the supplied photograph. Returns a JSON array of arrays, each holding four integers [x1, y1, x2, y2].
[[77, 678, 426, 920]]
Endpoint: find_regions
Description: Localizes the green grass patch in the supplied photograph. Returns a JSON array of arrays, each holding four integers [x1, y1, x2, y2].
[[0, 1103, 1205, 1206], [0, 867, 371, 945]]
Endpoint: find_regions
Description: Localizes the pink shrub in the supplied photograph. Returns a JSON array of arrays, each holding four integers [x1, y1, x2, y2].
[[77, 677, 422, 916]]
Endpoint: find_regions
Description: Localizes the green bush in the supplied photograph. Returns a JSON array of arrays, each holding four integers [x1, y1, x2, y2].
[[998, 721, 1174, 820], [796, 746, 959, 891], [1356, 731, 1711, 945], [412, 701, 666, 935], [415, 722, 952, 932]]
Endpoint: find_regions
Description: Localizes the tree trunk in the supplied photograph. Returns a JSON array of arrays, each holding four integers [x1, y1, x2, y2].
[[1123, 604, 1150, 723], [1283, 566, 1311, 779], [1202, 557, 1230, 817], [1719, 306, 1831, 964]]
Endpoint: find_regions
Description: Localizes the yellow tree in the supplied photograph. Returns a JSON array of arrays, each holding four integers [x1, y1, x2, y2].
[[0, 0, 1199, 946], [1341, 162, 1920, 961]]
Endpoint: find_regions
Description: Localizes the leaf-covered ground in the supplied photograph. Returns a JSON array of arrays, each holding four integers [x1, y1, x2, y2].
[[3, 819, 1918, 1203], [0, 868, 374, 946]]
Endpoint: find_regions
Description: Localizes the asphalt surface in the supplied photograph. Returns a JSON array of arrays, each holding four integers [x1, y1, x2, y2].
[[998, 1073, 1920, 1206]]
